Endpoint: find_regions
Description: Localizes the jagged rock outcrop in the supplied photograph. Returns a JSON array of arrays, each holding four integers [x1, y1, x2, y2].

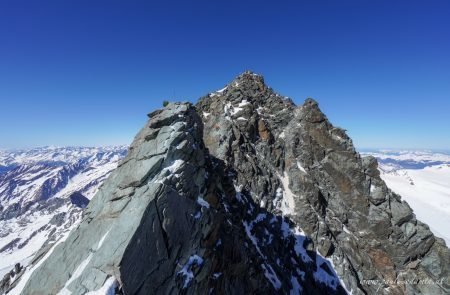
[[15, 72, 450, 295], [69, 192, 89, 208], [197, 72, 450, 294]]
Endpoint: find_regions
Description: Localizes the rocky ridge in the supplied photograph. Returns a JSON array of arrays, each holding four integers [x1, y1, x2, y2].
[[11, 72, 450, 295]]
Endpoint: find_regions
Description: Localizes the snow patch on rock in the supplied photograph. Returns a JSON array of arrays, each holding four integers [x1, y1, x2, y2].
[[177, 255, 204, 288]]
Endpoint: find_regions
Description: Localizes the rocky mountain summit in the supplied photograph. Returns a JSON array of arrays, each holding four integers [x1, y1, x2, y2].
[[11, 72, 450, 294]]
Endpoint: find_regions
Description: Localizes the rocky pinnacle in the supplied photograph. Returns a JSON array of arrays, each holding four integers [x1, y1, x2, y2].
[[18, 72, 450, 295]]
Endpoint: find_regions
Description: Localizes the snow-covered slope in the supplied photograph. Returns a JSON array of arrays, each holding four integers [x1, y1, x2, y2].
[[362, 150, 450, 245], [0, 147, 127, 282]]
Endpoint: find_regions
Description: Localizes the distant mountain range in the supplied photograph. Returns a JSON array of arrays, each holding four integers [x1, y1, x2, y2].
[[0, 146, 127, 283]]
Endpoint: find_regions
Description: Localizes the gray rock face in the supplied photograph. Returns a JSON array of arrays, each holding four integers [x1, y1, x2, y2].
[[17, 72, 449, 295], [197, 72, 450, 295]]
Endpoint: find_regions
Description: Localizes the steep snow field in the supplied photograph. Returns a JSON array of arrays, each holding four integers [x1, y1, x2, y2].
[[363, 150, 450, 246]]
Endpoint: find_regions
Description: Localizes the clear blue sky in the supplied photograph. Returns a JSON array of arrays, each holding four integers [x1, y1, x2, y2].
[[1, 0, 449, 149]]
